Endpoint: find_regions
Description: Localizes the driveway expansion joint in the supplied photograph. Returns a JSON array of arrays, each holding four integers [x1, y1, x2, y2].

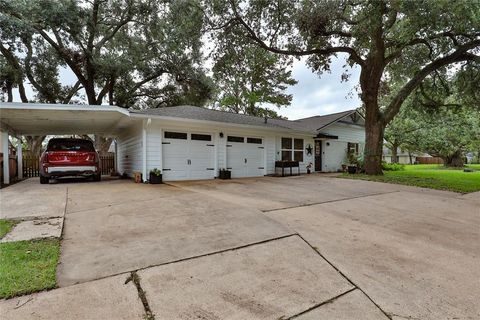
[[262, 191, 400, 213], [287, 287, 358, 319], [125, 271, 154, 320], [56, 233, 299, 290], [296, 233, 393, 320]]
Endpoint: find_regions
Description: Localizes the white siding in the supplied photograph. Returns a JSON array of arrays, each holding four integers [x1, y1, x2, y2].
[[321, 123, 366, 172], [116, 123, 143, 176], [265, 136, 276, 174], [116, 117, 365, 179], [323, 123, 365, 143], [146, 129, 162, 173]]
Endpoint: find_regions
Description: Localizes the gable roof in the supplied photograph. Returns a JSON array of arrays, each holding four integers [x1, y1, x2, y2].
[[130, 106, 363, 134]]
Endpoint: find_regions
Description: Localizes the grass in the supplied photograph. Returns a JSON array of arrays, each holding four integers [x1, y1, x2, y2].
[[0, 219, 18, 239], [341, 164, 480, 193], [0, 239, 60, 299]]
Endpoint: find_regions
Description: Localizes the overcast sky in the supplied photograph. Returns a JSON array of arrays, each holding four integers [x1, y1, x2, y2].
[[277, 55, 361, 120], [13, 54, 361, 121]]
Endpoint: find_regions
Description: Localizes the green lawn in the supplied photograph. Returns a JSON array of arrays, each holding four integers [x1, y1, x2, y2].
[[341, 164, 480, 193], [0, 239, 60, 299], [0, 219, 18, 239]]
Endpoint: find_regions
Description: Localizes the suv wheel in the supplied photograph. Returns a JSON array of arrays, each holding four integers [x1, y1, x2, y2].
[[40, 175, 49, 184]]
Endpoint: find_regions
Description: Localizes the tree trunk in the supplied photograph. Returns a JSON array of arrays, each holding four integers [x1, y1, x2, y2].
[[363, 99, 385, 175], [6, 81, 13, 102], [25, 136, 46, 157], [364, 121, 385, 175], [391, 142, 398, 164], [94, 134, 113, 155], [444, 150, 464, 167]]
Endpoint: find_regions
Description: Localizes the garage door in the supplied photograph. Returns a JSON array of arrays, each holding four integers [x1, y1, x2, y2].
[[162, 131, 215, 181], [226, 136, 265, 178]]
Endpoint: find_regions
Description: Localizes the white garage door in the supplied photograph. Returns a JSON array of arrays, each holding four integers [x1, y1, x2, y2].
[[162, 131, 215, 181], [226, 136, 265, 178]]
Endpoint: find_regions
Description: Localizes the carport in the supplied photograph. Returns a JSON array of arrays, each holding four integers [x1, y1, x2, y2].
[[0, 102, 133, 184]]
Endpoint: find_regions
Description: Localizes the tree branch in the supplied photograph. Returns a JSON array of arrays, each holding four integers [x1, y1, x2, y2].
[[230, 2, 364, 66], [94, 1, 133, 50], [62, 80, 82, 104], [383, 42, 480, 123], [0, 43, 28, 102], [127, 69, 168, 96]]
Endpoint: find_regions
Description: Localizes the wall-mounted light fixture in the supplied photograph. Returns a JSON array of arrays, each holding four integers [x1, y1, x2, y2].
[[326, 142, 330, 146], [219, 132, 224, 138]]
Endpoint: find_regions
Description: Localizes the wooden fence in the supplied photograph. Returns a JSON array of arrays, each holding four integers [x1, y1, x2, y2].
[[416, 156, 444, 165], [22, 156, 40, 178], [100, 154, 115, 175], [0, 155, 18, 182], [22, 153, 115, 178]]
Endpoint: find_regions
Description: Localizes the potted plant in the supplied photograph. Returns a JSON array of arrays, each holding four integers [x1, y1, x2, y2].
[[347, 152, 358, 174], [218, 168, 231, 179], [149, 168, 162, 184], [306, 162, 313, 174]]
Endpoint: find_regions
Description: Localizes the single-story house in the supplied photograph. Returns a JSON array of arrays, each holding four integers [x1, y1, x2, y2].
[[0, 103, 365, 183]]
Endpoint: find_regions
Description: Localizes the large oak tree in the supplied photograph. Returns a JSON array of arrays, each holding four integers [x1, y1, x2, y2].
[[1, 0, 212, 152], [206, 0, 480, 174]]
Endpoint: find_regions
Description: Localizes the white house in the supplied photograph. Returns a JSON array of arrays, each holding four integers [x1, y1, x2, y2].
[[117, 106, 365, 180], [0, 103, 365, 183]]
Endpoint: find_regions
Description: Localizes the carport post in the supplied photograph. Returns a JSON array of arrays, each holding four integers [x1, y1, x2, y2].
[[2, 131, 10, 184], [17, 137, 23, 179], [142, 119, 149, 182]]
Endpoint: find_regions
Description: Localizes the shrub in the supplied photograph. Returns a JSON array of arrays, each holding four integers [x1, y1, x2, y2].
[[382, 162, 405, 171]]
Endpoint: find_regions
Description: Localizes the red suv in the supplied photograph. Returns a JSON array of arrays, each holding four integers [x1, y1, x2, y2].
[[40, 138, 101, 184]]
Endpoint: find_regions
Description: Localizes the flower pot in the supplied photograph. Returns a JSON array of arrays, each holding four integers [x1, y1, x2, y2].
[[218, 170, 231, 179], [347, 165, 357, 174], [307, 169, 311, 174], [341, 164, 347, 172], [149, 173, 162, 184]]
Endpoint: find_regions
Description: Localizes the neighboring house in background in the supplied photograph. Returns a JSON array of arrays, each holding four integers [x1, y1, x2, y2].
[[382, 146, 417, 164], [0, 103, 365, 183], [382, 147, 444, 165]]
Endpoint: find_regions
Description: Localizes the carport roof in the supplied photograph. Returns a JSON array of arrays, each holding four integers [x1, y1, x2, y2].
[[0, 102, 132, 136]]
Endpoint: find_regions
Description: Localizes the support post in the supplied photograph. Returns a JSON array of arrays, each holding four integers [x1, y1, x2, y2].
[[2, 131, 10, 184], [114, 139, 118, 174], [17, 137, 23, 179], [142, 123, 147, 182]]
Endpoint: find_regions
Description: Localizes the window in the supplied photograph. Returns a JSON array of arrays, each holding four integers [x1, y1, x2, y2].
[[247, 137, 262, 144], [165, 131, 187, 139], [281, 137, 304, 162], [294, 138, 303, 150], [191, 134, 211, 141], [347, 142, 359, 156], [281, 150, 292, 161], [47, 139, 95, 152], [281, 137, 292, 149], [227, 136, 244, 143]]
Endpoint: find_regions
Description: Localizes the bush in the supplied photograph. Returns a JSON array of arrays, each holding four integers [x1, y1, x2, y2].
[[382, 162, 405, 171]]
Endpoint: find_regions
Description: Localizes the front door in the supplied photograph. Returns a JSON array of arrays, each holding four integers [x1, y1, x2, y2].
[[315, 140, 322, 171]]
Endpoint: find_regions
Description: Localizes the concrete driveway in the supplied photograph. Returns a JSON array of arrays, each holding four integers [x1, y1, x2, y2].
[[1, 175, 478, 319]]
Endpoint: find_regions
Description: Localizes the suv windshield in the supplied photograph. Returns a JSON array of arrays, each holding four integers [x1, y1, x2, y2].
[[47, 139, 95, 152]]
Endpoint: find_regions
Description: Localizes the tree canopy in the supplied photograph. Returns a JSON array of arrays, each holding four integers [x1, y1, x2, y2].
[[0, 0, 212, 108], [211, 23, 297, 118]]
